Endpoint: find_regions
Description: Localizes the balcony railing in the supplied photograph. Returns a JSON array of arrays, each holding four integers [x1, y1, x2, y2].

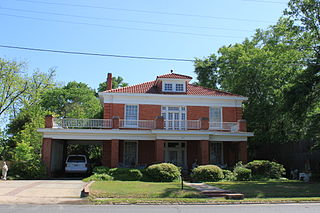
[[119, 120, 155, 129], [53, 118, 112, 129], [50, 118, 242, 132], [164, 120, 200, 130], [209, 122, 239, 132]]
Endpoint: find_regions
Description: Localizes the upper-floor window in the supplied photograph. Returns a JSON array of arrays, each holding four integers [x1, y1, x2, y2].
[[164, 83, 173, 91], [175, 84, 184, 92], [163, 81, 186, 92], [209, 107, 222, 123], [125, 105, 138, 126]]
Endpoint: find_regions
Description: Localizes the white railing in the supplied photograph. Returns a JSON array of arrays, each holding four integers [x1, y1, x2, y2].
[[53, 118, 112, 129], [164, 120, 200, 130], [209, 122, 239, 132], [119, 120, 155, 129]]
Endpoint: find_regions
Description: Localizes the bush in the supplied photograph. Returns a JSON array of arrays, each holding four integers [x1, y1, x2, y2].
[[10, 159, 47, 179], [83, 173, 113, 182], [191, 165, 224, 182], [222, 169, 235, 181], [245, 160, 286, 179], [92, 166, 109, 174], [234, 167, 252, 181], [145, 163, 181, 182], [108, 168, 143, 181]]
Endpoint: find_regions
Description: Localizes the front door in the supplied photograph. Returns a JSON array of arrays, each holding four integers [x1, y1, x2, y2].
[[162, 106, 186, 130], [164, 142, 186, 167]]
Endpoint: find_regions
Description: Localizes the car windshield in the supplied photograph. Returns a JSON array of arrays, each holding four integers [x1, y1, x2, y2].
[[67, 156, 86, 163]]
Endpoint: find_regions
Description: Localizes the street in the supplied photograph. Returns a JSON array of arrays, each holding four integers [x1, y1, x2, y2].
[[0, 203, 320, 213]]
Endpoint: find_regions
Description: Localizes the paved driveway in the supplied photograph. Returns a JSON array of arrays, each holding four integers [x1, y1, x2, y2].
[[0, 180, 86, 204]]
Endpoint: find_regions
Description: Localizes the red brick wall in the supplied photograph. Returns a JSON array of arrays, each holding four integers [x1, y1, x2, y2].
[[139, 105, 161, 120], [42, 138, 52, 175], [138, 141, 155, 165], [222, 107, 242, 122], [187, 106, 209, 120], [104, 103, 125, 119]]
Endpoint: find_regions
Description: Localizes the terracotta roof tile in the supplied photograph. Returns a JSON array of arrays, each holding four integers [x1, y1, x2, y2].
[[157, 73, 192, 79], [103, 79, 243, 97]]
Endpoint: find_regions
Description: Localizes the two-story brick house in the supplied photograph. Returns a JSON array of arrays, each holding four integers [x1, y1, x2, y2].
[[39, 72, 253, 175]]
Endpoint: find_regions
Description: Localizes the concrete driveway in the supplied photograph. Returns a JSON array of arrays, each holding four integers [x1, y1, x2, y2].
[[0, 180, 87, 204]]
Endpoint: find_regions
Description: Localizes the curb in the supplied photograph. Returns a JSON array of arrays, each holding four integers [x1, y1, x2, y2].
[[81, 181, 94, 198]]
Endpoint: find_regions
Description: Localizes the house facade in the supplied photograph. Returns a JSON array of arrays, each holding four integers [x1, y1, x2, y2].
[[39, 72, 253, 175]]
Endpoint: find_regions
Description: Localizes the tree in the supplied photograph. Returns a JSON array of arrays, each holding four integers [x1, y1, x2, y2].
[[97, 76, 128, 92], [0, 58, 55, 120], [41, 81, 102, 119]]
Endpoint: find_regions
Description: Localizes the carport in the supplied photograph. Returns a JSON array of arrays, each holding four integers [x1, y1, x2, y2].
[[47, 139, 103, 176]]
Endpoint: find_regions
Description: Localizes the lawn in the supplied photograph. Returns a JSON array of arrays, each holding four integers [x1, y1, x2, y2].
[[90, 181, 204, 198], [207, 180, 320, 198]]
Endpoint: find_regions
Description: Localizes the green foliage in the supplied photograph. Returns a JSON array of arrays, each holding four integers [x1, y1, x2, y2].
[[83, 173, 113, 182], [93, 166, 110, 174], [191, 165, 224, 182], [108, 168, 143, 181], [245, 160, 286, 179], [97, 76, 129, 92], [234, 167, 252, 181], [222, 169, 235, 181], [41, 81, 102, 119], [11, 141, 46, 179], [145, 163, 181, 182]]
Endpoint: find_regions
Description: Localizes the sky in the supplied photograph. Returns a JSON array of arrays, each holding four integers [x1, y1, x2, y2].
[[0, 0, 289, 90]]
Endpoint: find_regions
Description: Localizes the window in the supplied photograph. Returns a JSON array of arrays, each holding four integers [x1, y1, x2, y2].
[[209, 107, 222, 129], [125, 105, 138, 126], [176, 83, 184, 91], [124, 141, 137, 167], [163, 82, 185, 92], [210, 142, 223, 165], [162, 106, 186, 130], [164, 83, 173, 91]]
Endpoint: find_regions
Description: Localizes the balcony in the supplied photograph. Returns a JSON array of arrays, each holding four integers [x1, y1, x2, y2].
[[48, 116, 246, 132]]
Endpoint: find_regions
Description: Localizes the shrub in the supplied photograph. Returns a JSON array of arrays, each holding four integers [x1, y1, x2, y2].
[[83, 173, 113, 182], [234, 167, 252, 181], [145, 163, 181, 182], [108, 168, 143, 181], [93, 166, 109, 174], [245, 160, 286, 179], [191, 165, 224, 182], [222, 169, 235, 181]]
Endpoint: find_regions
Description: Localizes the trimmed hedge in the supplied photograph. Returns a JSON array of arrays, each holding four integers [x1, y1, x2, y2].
[[92, 166, 109, 174], [191, 165, 224, 182], [108, 168, 143, 181], [245, 160, 285, 179], [222, 169, 235, 181], [83, 173, 113, 182], [234, 167, 252, 181], [145, 163, 181, 182]]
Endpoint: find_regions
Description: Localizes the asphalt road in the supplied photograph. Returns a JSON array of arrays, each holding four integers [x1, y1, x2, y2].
[[1, 204, 320, 213]]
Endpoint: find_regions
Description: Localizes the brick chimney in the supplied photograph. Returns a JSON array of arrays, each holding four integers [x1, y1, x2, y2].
[[107, 73, 112, 90]]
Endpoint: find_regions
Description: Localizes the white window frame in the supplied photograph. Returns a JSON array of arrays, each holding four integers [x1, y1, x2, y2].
[[161, 106, 187, 130], [125, 104, 139, 127], [123, 141, 138, 167], [209, 107, 222, 129], [164, 141, 187, 167], [162, 81, 186, 92]]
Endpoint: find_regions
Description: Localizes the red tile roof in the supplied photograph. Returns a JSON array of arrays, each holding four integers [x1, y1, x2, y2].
[[103, 80, 244, 97], [157, 73, 192, 79]]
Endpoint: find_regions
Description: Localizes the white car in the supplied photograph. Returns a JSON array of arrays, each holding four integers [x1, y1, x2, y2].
[[65, 155, 88, 174]]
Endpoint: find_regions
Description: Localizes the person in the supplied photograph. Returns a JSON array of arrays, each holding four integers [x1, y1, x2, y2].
[[2, 162, 8, 180]]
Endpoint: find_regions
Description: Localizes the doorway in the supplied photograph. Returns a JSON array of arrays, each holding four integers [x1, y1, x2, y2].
[[164, 142, 187, 167]]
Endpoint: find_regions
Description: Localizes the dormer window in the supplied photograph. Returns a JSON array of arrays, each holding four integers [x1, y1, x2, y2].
[[164, 83, 173, 91], [176, 83, 184, 92], [162, 81, 186, 92]]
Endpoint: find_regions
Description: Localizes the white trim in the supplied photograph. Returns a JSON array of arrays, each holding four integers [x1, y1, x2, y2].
[[162, 80, 186, 93], [164, 141, 187, 167], [124, 104, 139, 127]]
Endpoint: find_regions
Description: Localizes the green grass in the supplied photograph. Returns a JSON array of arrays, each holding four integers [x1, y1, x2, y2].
[[206, 180, 320, 198], [90, 181, 205, 198]]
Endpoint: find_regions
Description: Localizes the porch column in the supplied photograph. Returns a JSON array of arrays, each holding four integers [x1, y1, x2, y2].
[[42, 138, 52, 176], [238, 141, 248, 163], [102, 140, 119, 168], [154, 140, 164, 163], [198, 140, 209, 165]]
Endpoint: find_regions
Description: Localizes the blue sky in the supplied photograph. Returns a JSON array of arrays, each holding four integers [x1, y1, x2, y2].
[[0, 0, 289, 89]]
